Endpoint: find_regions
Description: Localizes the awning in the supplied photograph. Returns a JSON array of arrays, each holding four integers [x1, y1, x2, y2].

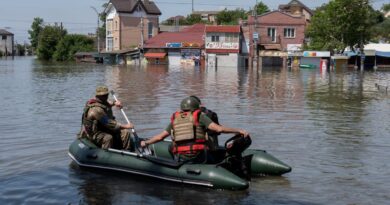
[[144, 53, 167, 58], [376, 51, 390, 58]]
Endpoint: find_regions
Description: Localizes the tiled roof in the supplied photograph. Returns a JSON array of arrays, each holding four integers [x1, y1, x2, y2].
[[0, 29, 13, 35], [205, 25, 241, 33], [250, 11, 306, 25], [109, 0, 161, 15], [144, 24, 206, 48], [279, 0, 313, 15]]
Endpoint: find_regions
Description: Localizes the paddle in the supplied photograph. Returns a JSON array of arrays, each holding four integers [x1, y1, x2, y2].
[[110, 90, 146, 154]]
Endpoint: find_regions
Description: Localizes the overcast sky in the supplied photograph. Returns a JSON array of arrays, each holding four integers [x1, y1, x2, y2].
[[0, 0, 386, 43]]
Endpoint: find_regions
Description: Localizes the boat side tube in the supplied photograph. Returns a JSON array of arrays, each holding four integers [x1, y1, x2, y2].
[[243, 149, 292, 176]]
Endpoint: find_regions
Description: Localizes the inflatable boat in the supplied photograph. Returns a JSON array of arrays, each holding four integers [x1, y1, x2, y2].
[[68, 138, 291, 190]]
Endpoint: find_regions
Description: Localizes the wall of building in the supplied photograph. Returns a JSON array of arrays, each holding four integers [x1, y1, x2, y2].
[[0, 35, 14, 55]]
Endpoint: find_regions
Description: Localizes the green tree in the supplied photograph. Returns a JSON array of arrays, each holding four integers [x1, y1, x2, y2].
[[185, 14, 204, 25], [306, 0, 379, 53], [28, 17, 44, 51], [252, 2, 270, 15], [382, 3, 390, 12], [36, 24, 67, 60], [53, 34, 94, 61], [216, 9, 247, 25]]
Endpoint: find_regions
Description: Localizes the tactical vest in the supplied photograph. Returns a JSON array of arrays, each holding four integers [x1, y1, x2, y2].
[[81, 99, 111, 137], [170, 110, 206, 154]]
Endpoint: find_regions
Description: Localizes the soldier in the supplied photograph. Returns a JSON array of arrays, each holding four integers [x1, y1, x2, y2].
[[80, 85, 133, 150], [141, 96, 249, 163]]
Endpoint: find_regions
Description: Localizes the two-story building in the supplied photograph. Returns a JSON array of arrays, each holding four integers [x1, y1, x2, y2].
[[205, 25, 246, 68], [0, 29, 14, 56], [104, 0, 161, 52], [248, 10, 307, 66]]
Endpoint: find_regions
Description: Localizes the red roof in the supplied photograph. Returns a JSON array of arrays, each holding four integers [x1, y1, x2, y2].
[[144, 24, 206, 48], [205, 25, 241, 33], [144, 52, 166, 58]]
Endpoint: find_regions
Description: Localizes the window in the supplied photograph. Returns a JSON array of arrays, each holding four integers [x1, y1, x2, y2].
[[148, 22, 153, 38], [155, 58, 160, 64], [106, 19, 113, 35], [284, 28, 295, 38], [115, 21, 118, 30], [2, 35, 6, 40], [211, 35, 219, 42], [107, 37, 113, 51], [267, 28, 276, 42]]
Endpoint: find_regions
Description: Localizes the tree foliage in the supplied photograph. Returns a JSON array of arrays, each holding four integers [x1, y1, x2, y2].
[[306, 0, 380, 52], [36, 24, 67, 60], [28, 17, 44, 51], [53, 34, 94, 61], [216, 9, 247, 25], [252, 2, 270, 15]]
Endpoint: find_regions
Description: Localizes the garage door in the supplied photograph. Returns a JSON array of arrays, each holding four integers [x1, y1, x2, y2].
[[168, 52, 181, 66]]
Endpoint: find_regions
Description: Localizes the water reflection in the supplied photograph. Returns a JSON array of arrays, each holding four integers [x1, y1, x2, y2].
[[1, 57, 390, 204]]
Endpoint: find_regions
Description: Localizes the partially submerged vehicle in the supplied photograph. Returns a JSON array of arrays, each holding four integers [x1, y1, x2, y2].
[[68, 136, 291, 190]]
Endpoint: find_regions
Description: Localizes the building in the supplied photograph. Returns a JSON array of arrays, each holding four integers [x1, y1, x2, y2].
[[205, 25, 246, 68], [248, 10, 307, 66], [0, 29, 14, 56], [192, 10, 220, 24], [278, 0, 313, 22], [104, 0, 161, 52], [143, 24, 206, 66]]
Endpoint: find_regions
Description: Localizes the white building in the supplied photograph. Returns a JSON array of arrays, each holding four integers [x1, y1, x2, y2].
[[205, 25, 245, 68], [0, 29, 14, 56]]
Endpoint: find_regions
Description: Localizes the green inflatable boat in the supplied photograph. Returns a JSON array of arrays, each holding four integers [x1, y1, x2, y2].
[[68, 138, 291, 190]]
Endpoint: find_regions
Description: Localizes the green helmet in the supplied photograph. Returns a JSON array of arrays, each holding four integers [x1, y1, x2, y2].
[[180, 97, 200, 111]]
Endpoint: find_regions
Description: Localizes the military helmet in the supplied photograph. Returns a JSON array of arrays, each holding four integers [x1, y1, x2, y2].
[[95, 85, 109, 96], [190, 95, 201, 104], [180, 96, 200, 111]]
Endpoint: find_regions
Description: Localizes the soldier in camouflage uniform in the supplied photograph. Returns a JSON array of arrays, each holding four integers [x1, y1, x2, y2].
[[80, 86, 133, 150]]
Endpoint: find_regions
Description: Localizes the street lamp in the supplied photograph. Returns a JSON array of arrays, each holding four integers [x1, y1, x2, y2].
[[91, 6, 100, 53]]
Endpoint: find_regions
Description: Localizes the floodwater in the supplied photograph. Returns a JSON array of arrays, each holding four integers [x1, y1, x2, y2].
[[0, 57, 389, 205]]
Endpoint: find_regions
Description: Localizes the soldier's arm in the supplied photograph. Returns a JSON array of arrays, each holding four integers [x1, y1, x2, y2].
[[88, 107, 122, 131]]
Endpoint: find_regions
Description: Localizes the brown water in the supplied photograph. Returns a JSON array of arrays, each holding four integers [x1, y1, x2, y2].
[[0, 57, 389, 205]]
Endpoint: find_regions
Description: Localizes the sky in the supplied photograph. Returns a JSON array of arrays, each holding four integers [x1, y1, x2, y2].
[[0, 0, 387, 44]]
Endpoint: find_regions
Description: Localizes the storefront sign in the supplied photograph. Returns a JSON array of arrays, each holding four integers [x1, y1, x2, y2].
[[206, 42, 239, 49], [303, 51, 331, 57], [166, 42, 182, 48]]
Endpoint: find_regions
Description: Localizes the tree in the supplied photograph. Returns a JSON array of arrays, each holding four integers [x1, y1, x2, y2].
[[382, 3, 390, 12], [185, 14, 205, 25], [251, 2, 270, 15], [306, 0, 379, 53], [36, 24, 67, 60], [53, 34, 94, 61], [216, 9, 247, 25], [28, 17, 44, 51]]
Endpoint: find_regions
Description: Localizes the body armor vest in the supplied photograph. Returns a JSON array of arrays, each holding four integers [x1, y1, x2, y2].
[[82, 99, 111, 137]]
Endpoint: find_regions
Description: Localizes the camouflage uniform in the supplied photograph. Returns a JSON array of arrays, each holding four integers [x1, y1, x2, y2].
[[80, 86, 131, 150]]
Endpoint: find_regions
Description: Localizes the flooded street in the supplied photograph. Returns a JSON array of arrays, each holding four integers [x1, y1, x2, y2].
[[0, 57, 389, 204]]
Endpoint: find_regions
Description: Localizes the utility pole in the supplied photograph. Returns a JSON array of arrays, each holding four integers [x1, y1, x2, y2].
[[91, 6, 100, 53], [254, 0, 259, 69], [192, 0, 194, 12], [139, 16, 144, 65]]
